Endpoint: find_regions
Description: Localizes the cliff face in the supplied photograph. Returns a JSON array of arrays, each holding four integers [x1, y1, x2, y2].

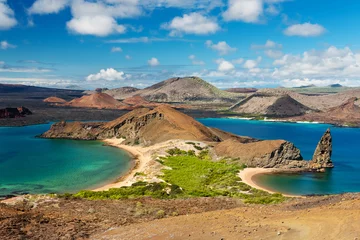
[[214, 139, 306, 169], [309, 129, 333, 170]]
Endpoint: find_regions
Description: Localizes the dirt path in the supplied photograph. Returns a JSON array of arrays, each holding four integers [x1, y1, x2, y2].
[[94, 198, 360, 240]]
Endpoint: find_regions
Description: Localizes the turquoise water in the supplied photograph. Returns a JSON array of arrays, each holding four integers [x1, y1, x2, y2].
[[0, 124, 131, 197], [198, 118, 360, 195]]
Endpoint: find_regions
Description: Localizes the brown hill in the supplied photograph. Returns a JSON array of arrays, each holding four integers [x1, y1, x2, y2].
[[230, 93, 313, 117], [123, 95, 150, 105], [40, 105, 318, 169], [65, 93, 128, 109], [104, 87, 140, 100], [43, 97, 67, 103], [41, 105, 220, 144], [107, 77, 242, 103], [291, 97, 360, 125]]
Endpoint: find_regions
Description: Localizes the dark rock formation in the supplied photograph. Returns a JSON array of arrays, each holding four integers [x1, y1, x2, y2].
[[214, 139, 307, 169], [0, 107, 32, 118], [309, 129, 333, 170]]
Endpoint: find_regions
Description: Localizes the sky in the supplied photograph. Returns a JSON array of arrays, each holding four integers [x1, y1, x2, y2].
[[0, 0, 360, 90]]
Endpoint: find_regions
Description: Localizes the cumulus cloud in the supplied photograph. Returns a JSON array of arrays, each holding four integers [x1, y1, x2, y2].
[[0, 40, 16, 50], [223, 0, 263, 23], [86, 68, 129, 81], [67, 15, 126, 37], [189, 55, 205, 65], [265, 49, 283, 59], [216, 58, 235, 72], [111, 47, 122, 52], [244, 57, 262, 69], [148, 57, 160, 66], [29, 0, 70, 14], [205, 40, 237, 55], [232, 58, 244, 64], [272, 46, 360, 80], [162, 12, 220, 36], [0, 0, 17, 30], [284, 23, 326, 37]]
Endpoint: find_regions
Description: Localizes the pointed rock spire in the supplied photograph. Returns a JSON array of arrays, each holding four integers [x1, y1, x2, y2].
[[309, 128, 333, 170]]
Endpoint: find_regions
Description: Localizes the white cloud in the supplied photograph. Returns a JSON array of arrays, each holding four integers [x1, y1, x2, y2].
[[125, 55, 131, 60], [111, 47, 122, 52], [162, 12, 220, 36], [148, 57, 160, 66], [86, 68, 129, 81], [0, 61, 4, 65], [244, 57, 262, 69], [29, 0, 70, 14], [223, 0, 263, 23], [0, 40, 16, 50], [216, 58, 235, 72], [189, 55, 205, 65], [232, 58, 244, 64], [0, 0, 17, 30], [205, 40, 237, 55], [67, 15, 126, 37], [284, 23, 326, 37], [265, 49, 283, 59], [272, 46, 360, 80]]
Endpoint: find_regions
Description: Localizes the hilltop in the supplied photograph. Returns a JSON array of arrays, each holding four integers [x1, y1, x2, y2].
[[104, 87, 140, 100], [43, 96, 67, 103], [64, 93, 128, 109], [230, 93, 313, 117], [291, 97, 360, 126], [106, 77, 243, 103]]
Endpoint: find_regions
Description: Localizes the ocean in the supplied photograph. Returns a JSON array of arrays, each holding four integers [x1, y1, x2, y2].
[[0, 123, 131, 196], [199, 118, 360, 195]]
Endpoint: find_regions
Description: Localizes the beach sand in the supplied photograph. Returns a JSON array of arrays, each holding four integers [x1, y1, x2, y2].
[[94, 139, 151, 191], [94, 139, 208, 191], [239, 168, 302, 198]]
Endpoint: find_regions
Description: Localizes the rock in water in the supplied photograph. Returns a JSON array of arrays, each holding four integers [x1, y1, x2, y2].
[[309, 129, 333, 170]]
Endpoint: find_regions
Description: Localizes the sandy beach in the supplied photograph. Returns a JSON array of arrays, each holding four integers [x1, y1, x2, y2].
[[239, 168, 302, 198], [94, 139, 151, 191]]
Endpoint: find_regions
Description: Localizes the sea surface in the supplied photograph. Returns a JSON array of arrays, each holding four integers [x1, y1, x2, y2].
[[198, 118, 360, 195], [0, 124, 131, 197]]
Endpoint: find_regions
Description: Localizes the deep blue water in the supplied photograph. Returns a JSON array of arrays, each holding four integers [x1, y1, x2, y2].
[[0, 124, 131, 196], [198, 118, 360, 195]]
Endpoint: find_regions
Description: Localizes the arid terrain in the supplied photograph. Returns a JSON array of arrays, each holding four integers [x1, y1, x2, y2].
[[1, 193, 360, 240]]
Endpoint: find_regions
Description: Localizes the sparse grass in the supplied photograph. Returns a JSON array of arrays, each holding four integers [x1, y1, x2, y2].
[[63, 148, 286, 204]]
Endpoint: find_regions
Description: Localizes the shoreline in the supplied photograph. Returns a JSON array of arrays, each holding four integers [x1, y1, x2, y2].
[[93, 139, 148, 191], [239, 168, 303, 198]]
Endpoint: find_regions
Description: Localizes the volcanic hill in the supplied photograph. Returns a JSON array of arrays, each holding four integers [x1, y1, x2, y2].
[[230, 93, 313, 117], [106, 77, 242, 103], [65, 93, 128, 109], [290, 97, 360, 125], [104, 87, 140, 100], [43, 96, 67, 103], [40, 105, 331, 169]]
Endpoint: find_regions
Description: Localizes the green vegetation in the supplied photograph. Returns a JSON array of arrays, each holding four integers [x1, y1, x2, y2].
[[62, 148, 286, 204]]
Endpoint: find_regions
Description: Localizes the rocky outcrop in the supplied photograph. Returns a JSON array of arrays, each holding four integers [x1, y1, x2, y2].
[[308, 129, 333, 170], [214, 139, 307, 169], [41, 105, 221, 145], [0, 107, 32, 119]]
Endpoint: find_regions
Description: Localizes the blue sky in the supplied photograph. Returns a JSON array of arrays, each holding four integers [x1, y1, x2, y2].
[[0, 0, 360, 90]]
